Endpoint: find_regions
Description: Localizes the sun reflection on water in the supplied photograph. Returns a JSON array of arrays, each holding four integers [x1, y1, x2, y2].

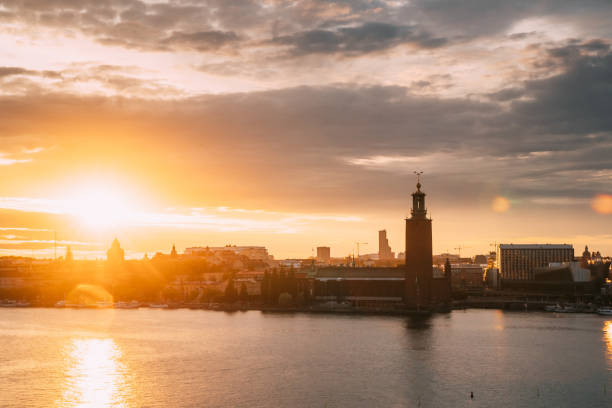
[[59, 338, 130, 408], [603, 321, 612, 366]]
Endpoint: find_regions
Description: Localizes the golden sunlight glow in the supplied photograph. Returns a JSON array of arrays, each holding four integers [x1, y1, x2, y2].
[[66, 284, 113, 306], [60, 338, 130, 407], [603, 321, 612, 365], [592, 194, 612, 215], [67, 184, 135, 229], [491, 196, 510, 213]]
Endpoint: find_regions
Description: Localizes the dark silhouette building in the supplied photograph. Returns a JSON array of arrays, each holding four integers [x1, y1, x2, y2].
[[316, 246, 331, 262], [404, 180, 433, 308], [303, 178, 451, 310], [107, 238, 125, 264], [404, 180, 451, 308], [378, 230, 394, 260]]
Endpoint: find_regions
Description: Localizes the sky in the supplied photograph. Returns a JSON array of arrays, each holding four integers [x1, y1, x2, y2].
[[0, 0, 611, 260]]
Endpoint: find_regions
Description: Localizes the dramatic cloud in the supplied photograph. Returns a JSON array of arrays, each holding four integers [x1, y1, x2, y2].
[[270, 22, 448, 57], [161, 30, 240, 52], [1, 40, 610, 209], [1, 0, 611, 257]]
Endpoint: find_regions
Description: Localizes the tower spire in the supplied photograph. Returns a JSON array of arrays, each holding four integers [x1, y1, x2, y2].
[[414, 170, 423, 191], [411, 171, 427, 219]]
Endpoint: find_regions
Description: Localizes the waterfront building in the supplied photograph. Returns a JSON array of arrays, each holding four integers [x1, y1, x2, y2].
[[316, 246, 331, 262], [534, 261, 590, 282], [185, 245, 272, 262], [403, 179, 451, 307], [311, 267, 404, 307], [484, 267, 500, 288], [450, 264, 485, 290], [497, 244, 573, 281], [298, 178, 451, 309]]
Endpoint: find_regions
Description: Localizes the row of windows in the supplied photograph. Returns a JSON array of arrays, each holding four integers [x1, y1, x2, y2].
[[499, 249, 573, 280]]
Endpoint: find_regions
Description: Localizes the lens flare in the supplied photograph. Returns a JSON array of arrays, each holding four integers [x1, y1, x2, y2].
[[66, 284, 113, 306], [491, 196, 510, 213], [591, 194, 612, 214]]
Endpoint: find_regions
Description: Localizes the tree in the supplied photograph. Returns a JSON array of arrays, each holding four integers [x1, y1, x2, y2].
[[288, 269, 297, 298], [279, 269, 287, 294], [239, 282, 248, 301], [270, 271, 279, 305], [278, 292, 293, 307], [224, 278, 237, 302], [261, 271, 270, 304]]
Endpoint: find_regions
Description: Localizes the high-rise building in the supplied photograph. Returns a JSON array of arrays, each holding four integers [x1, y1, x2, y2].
[[497, 244, 574, 280], [378, 230, 394, 260], [317, 246, 331, 262]]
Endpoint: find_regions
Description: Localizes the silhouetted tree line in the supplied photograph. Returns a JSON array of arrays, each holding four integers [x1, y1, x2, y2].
[[260, 268, 310, 307], [0, 255, 260, 305]]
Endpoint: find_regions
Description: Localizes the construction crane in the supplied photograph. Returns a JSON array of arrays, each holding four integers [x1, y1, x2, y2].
[[454, 245, 471, 258], [355, 242, 368, 267]]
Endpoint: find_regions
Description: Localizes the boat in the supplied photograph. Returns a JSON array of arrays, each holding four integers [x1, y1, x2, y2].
[[545, 304, 577, 313], [598, 307, 612, 316], [0, 300, 17, 307], [95, 301, 113, 308], [557, 305, 577, 313], [15, 301, 30, 307], [114, 301, 141, 309], [544, 304, 558, 312], [149, 303, 169, 309]]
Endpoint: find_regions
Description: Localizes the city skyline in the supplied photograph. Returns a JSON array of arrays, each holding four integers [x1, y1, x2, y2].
[[1, 1, 611, 259]]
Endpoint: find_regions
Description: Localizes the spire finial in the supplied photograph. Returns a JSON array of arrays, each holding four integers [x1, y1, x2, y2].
[[414, 170, 423, 190]]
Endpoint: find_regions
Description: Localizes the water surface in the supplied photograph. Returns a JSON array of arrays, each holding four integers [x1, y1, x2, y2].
[[1, 309, 610, 407]]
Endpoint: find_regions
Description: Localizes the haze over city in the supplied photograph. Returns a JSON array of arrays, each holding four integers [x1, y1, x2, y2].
[[1, 0, 611, 260]]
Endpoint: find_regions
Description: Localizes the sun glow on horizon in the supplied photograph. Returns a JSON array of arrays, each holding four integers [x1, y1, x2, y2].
[[66, 183, 137, 230]]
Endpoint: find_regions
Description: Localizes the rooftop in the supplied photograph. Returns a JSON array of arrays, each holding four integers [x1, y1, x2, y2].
[[499, 244, 573, 249]]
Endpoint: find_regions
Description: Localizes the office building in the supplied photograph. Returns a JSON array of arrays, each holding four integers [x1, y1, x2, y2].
[[497, 244, 574, 280], [316, 246, 331, 262]]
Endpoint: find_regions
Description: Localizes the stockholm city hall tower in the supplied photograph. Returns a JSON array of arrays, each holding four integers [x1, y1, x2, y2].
[[404, 174, 450, 309]]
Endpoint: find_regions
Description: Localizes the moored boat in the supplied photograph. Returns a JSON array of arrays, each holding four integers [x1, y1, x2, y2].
[[598, 307, 612, 316], [95, 301, 114, 308], [149, 303, 169, 309], [114, 301, 141, 309], [544, 304, 558, 312]]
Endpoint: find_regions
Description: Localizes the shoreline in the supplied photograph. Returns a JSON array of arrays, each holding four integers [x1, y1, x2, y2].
[[1, 302, 608, 316]]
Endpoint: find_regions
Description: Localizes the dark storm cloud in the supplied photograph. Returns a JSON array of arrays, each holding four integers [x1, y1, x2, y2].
[[403, 0, 612, 38], [3, 41, 611, 208], [0, 67, 61, 79], [162, 30, 241, 52], [270, 22, 448, 57], [2, 0, 611, 61], [509, 40, 612, 138]]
